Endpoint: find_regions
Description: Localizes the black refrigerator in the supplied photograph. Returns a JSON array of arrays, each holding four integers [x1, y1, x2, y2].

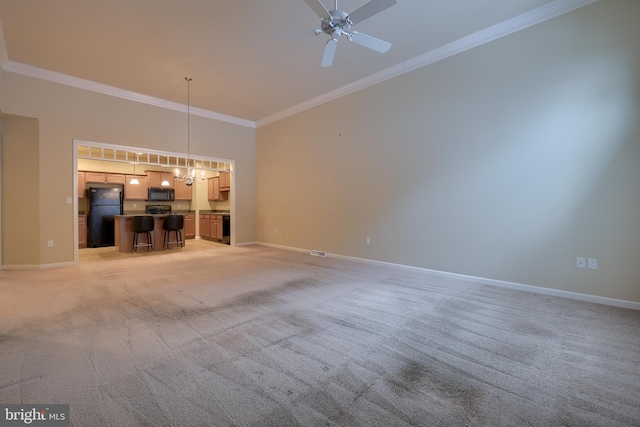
[[87, 187, 123, 247]]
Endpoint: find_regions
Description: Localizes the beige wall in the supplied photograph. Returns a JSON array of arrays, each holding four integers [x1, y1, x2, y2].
[[0, 73, 256, 266], [1, 116, 40, 266], [257, 1, 640, 302]]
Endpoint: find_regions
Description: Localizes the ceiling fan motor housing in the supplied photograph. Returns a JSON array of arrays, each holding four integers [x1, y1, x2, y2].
[[321, 9, 351, 37]]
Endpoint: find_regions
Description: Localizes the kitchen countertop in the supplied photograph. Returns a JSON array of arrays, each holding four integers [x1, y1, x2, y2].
[[199, 211, 231, 215], [115, 211, 230, 217], [119, 210, 196, 216]]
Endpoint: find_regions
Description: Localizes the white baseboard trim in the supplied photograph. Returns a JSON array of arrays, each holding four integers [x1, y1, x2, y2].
[[254, 242, 640, 311], [255, 242, 311, 253], [235, 241, 260, 248], [2, 261, 77, 270]]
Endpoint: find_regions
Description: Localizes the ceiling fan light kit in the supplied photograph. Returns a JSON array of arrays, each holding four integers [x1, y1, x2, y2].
[[282, 0, 397, 67]]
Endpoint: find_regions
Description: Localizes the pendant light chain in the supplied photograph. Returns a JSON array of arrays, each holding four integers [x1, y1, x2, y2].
[[186, 76, 192, 168], [174, 76, 200, 186]]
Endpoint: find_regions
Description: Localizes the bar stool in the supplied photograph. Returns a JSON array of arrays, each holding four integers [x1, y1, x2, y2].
[[131, 216, 154, 252], [163, 215, 184, 249]]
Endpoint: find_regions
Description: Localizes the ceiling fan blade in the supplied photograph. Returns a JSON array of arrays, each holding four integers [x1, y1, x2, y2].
[[303, 0, 330, 19], [347, 0, 397, 25], [272, 29, 321, 41], [321, 38, 338, 67], [349, 31, 391, 53]]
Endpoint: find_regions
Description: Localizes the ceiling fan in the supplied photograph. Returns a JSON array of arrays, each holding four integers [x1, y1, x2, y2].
[[275, 0, 398, 67]]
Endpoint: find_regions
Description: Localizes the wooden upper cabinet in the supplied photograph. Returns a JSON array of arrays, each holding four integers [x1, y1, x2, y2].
[[84, 172, 107, 183], [207, 176, 220, 200], [219, 171, 231, 191], [174, 179, 192, 200], [82, 171, 125, 185], [106, 174, 125, 184], [78, 172, 86, 198], [124, 175, 147, 200], [146, 170, 173, 189], [207, 176, 229, 201]]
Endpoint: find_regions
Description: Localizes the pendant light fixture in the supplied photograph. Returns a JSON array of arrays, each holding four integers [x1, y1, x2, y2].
[[175, 77, 202, 186], [130, 162, 139, 185], [161, 170, 171, 187]]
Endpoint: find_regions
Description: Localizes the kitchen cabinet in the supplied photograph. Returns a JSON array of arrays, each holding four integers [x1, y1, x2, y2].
[[199, 214, 211, 239], [78, 215, 87, 248], [84, 172, 107, 183], [124, 175, 147, 200], [82, 171, 125, 185], [184, 214, 195, 239], [207, 176, 228, 201], [78, 172, 86, 198], [199, 213, 228, 242], [106, 174, 125, 184], [208, 177, 219, 201], [219, 171, 231, 191], [209, 215, 217, 240], [174, 179, 192, 200], [83, 172, 125, 184], [114, 215, 185, 253], [146, 170, 173, 188], [213, 215, 224, 240]]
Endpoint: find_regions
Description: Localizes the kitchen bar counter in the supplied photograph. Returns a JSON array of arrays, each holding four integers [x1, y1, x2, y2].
[[121, 210, 195, 216], [114, 214, 185, 253], [198, 210, 230, 215]]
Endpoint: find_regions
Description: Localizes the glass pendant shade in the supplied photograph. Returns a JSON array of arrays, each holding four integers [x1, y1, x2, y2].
[[130, 163, 139, 185]]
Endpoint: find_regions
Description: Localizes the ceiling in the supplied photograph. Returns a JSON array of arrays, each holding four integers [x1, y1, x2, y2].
[[0, 0, 592, 126]]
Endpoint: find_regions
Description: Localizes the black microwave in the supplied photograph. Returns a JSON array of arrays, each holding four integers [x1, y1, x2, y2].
[[147, 187, 174, 201]]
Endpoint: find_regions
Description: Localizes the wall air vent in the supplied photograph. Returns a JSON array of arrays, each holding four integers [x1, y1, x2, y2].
[[310, 250, 328, 257]]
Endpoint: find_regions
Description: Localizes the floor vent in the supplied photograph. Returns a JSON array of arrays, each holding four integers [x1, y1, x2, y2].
[[310, 250, 328, 257]]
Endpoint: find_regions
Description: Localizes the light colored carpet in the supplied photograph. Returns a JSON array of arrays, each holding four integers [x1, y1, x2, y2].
[[1, 243, 639, 426]]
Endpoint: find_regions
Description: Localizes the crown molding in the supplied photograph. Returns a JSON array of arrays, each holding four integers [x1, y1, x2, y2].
[[0, 0, 598, 129], [1, 59, 255, 128], [256, 0, 599, 127], [0, 19, 8, 66]]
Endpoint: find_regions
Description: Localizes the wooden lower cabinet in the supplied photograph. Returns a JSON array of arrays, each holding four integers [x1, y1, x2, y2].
[[199, 214, 211, 239], [184, 214, 195, 239], [199, 214, 227, 242], [213, 215, 224, 240], [114, 215, 188, 253], [78, 215, 87, 248]]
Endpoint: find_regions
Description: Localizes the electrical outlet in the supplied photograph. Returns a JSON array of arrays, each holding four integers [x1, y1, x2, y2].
[[274, 228, 277, 234], [576, 257, 586, 269], [366, 237, 371, 245], [588, 258, 598, 270], [47, 240, 54, 248], [66, 197, 72, 204]]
